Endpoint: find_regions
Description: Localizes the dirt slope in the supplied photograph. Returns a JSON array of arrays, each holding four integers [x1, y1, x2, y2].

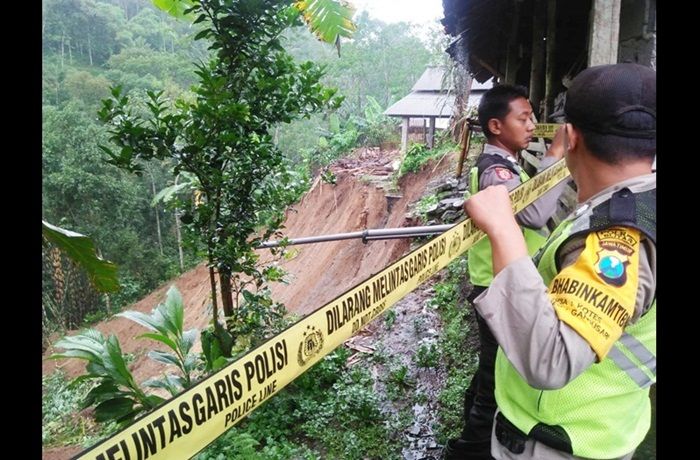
[[42, 147, 456, 384]]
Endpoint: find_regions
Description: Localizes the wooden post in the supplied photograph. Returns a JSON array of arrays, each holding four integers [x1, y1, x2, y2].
[[505, 0, 521, 84], [427, 117, 436, 149], [529, 0, 546, 118], [588, 0, 621, 66], [544, 0, 557, 120], [401, 117, 409, 153], [455, 120, 471, 178]]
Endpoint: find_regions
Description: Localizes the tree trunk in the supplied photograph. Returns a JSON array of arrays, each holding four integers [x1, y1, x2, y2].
[[121, 0, 129, 19], [60, 32, 65, 69], [161, 17, 166, 52], [383, 64, 390, 107], [219, 271, 235, 318], [208, 264, 218, 322], [149, 170, 164, 256], [174, 209, 184, 271], [87, 31, 93, 66], [173, 175, 184, 271]]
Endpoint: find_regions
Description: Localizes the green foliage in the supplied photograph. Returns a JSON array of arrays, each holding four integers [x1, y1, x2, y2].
[[196, 345, 401, 459], [294, 0, 357, 50], [98, 1, 343, 351], [276, 16, 439, 172], [431, 257, 480, 442], [353, 95, 398, 146], [200, 320, 235, 372], [437, 371, 473, 443], [415, 194, 439, 221], [42, 100, 189, 326], [105, 43, 198, 93], [49, 329, 164, 427], [323, 13, 434, 118], [386, 363, 415, 401], [399, 139, 459, 177], [227, 288, 288, 351], [384, 309, 397, 330], [42, 371, 98, 446], [400, 143, 430, 175], [42, 221, 119, 293], [414, 342, 440, 369], [320, 168, 337, 184], [196, 428, 317, 460], [43, 0, 123, 66], [63, 69, 113, 108], [117, 286, 199, 394], [300, 366, 394, 458], [42, 244, 104, 349], [152, 0, 195, 19]]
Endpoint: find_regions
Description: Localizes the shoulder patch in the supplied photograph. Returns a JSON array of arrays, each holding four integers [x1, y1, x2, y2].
[[594, 227, 638, 287], [547, 227, 641, 360], [494, 167, 513, 181]]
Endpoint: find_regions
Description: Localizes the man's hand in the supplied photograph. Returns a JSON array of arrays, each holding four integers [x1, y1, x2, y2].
[[464, 185, 518, 236], [544, 125, 566, 160], [464, 185, 528, 274]]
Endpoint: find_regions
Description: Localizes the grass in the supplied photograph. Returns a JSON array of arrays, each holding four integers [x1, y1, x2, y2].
[[42, 371, 119, 448], [430, 256, 480, 443]]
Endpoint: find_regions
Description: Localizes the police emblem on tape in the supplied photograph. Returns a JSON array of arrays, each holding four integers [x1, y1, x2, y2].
[[594, 228, 637, 287], [448, 233, 461, 258], [298, 325, 324, 366]]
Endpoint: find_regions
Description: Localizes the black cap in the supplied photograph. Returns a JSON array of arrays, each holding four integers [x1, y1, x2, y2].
[[564, 63, 656, 139]]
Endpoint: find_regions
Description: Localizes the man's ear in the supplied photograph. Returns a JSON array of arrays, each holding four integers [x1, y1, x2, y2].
[[565, 123, 579, 151], [487, 118, 502, 136]]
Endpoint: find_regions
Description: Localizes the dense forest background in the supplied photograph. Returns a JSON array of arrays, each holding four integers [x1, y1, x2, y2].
[[42, 0, 447, 343]]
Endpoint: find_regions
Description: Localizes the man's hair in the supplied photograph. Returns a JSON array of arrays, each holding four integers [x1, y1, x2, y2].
[[565, 63, 656, 164], [576, 128, 655, 164], [478, 84, 529, 139]]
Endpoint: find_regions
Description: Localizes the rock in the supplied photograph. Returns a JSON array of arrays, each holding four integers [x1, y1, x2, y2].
[[441, 210, 460, 223]]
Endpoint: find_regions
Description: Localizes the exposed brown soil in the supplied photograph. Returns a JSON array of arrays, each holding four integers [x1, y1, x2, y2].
[[43, 445, 83, 460], [42, 146, 458, 459]]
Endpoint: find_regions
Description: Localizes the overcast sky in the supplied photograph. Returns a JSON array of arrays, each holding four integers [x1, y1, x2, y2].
[[351, 0, 444, 25]]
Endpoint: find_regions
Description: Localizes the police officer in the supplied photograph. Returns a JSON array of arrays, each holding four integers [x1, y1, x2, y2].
[[464, 63, 656, 459], [446, 85, 567, 460]]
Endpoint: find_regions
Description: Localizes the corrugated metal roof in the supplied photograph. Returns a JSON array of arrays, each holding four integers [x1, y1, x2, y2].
[[411, 67, 452, 91], [442, 0, 509, 83], [442, 0, 593, 84], [384, 92, 456, 117]]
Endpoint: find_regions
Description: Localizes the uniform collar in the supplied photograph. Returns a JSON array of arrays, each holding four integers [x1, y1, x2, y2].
[[575, 173, 656, 216], [483, 144, 519, 165]]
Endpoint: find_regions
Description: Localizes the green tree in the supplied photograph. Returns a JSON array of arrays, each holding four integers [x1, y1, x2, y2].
[[275, 14, 437, 162], [42, 103, 180, 309], [43, 0, 124, 67], [325, 13, 432, 116], [153, 0, 356, 50], [99, 0, 344, 354]]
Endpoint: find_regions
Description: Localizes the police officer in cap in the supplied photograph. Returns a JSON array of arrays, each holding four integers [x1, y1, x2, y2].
[[464, 62, 656, 459]]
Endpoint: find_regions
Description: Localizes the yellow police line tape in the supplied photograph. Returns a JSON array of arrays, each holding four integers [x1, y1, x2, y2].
[[533, 123, 563, 138], [76, 158, 571, 460]]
